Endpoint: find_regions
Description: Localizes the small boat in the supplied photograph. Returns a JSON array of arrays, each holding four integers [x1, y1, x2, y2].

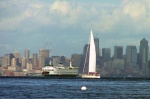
[[81, 30, 100, 79]]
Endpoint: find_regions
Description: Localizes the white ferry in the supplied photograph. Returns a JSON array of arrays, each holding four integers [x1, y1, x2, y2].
[[42, 62, 78, 77]]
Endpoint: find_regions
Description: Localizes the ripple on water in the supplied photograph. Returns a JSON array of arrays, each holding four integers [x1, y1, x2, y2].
[[0, 78, 150, 98]]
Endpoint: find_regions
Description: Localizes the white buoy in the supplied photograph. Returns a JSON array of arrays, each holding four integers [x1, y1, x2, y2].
[[81, 86, 87, 91]]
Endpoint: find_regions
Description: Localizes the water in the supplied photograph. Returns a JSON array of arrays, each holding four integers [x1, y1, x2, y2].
[[0, 77, 150, 98]]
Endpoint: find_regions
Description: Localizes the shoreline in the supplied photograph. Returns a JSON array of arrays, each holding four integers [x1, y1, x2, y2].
[[0, 76, 150, 80]]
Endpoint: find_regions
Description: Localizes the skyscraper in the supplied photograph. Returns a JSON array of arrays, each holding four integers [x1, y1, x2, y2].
[[25, 49, 30, 59], [126, 46, 137, 66], [13, 52, 21, 59], [22, 58, 27, 69], [83, 44, 89, 60], [102, 48, 111, 62], [13, 51, 21, 66], [114, 46, 123, 59], [12, 58, 16, 66], [81, 44, 89, 74], [94, 37, 100, 59], [33, 53, 38, 67], [39, 49, 50, 68], [139, 38, 149, 69], [4, 54, 14, 66]]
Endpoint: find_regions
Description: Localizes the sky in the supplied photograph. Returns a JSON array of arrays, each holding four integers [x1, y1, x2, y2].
[[0, 0, 150, 57]]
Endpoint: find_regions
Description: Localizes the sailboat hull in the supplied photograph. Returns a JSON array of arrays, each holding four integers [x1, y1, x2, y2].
[[82, 74, 100, 79]]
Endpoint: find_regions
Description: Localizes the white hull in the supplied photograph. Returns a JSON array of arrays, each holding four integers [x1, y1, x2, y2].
[[82, 74, 100, 79]]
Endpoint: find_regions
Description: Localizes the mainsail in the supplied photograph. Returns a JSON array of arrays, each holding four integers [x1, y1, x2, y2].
[[89, 30, 96, 73]]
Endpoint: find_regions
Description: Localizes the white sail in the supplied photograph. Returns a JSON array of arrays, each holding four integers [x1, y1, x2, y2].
[[81, 30, 100, 78], [89, 30, 96, 73]]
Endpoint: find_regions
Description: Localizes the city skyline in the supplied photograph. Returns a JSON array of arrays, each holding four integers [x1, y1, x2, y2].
[[0, 38, 149, 58], [0, 0, 150, 57], [0, 37, 149, 77]]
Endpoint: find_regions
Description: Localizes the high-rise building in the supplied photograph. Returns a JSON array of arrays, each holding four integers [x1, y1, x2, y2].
[[94, 37, 100, 58], [39, 49, 49, 58], [149, 52, 150, 60], [33, 53, 38, 67], [126, 46, 137, 66], [12, 58, 16, 66], [83, 44, 89, 59], [39, 49, 50, 68], [4, 54, 14, 66], [82, 44, 90, 73], [102, 48, 111, 62], [25, 49, 30, 59], [148, 60, 150, 69], [114, 46, 123, 59], [27, 62, 33, 72], [22, 58, 27, 69], [0, 57, 3, 66], [13, 52, 21, 59], [71, 54, 82, 67], [51, 56, 62, 66], [13, 52, 21, 66], [139, 38, 149, 69], [2, 58, 7, 66]]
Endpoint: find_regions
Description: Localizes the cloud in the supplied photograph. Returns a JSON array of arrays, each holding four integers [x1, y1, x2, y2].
[[124, 2, 146, 20], [50, 1, 71, 15], [122, 0, 150, 34], [1, 0, 149, 34], [0, 0, 150, 56]]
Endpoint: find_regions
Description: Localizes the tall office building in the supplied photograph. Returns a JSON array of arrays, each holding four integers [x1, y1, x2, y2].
[[149, 53, 150, 60], [71, 54, 82, 68], [13, 51, 21, 66], [12, 58, 17, 66], [25, 49, 30, 63], [4, 54, 14, 66], [102, 48, 111, 62], [94, 37, 100, 59], [80, 44, 90, 74], [25, 49, 30, 59], [39, 49, 49, 58], [114, 46, 123, 59], [51, 56, 66, 66], [148, 53, 150, 69], [39, 49, 50, 68], [13, 52, 21, 59], [22, 58, 27, 68], [139, 38, 149, 69], [33, 53, 38, 67], [83, 44, 89, 60], [126, 46, 137, 66], [27, 62, 33, 72]]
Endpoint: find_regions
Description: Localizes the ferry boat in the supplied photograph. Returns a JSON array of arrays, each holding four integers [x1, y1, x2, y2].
[[42, 62, 78, 78]]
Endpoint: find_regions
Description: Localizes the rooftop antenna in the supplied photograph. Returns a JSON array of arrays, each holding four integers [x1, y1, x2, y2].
[[45, 38, 52, 57]]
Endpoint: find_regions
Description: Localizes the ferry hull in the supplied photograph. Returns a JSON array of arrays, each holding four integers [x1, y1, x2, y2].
[[42, 71, 78, 78], [42, 74, 78, 78]]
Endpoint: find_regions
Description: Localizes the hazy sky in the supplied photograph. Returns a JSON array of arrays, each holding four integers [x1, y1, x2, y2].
[[0, 0, 150, 57]]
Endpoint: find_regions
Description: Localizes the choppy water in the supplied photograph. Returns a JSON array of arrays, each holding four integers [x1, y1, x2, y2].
[[0, 77, 150, 98]]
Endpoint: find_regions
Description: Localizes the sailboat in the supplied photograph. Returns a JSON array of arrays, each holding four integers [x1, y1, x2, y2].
[[81, 30, 100, 78]]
